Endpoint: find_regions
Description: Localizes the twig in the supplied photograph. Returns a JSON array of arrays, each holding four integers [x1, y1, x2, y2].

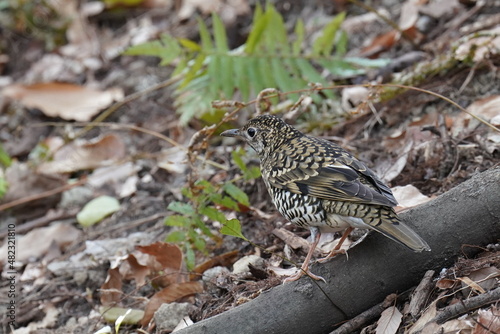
[[432, 287, 500, 324], [330, 294, 397, 334], [0, 209, 77, 238], [0, 178, 87, 212]]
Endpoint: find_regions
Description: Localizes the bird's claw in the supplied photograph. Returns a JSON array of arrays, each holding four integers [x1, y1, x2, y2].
[[283, 268, 326, 283]]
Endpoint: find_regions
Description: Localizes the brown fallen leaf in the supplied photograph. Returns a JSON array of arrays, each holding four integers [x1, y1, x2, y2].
[[475, 306, 500, 334], [119, 254, 151, 287], [136, 242, 186, 286], [140, 281, 204, 327], [100, 267, 123, 306], [2, 82, 123, 121], [191, 250, 239, 281]]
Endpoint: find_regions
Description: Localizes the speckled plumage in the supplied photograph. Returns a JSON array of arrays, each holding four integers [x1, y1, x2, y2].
[[222, 115, 430, 281]]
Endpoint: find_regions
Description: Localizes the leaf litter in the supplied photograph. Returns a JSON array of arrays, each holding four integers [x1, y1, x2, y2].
[[0, 0, 500, 333]]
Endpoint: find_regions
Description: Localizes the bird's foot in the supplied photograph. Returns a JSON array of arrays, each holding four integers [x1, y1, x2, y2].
[[283, 267, 326, 283], [316, 249, 347, 264]]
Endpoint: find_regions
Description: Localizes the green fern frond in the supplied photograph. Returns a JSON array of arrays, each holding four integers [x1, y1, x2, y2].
[[125, 4, 390, 124]]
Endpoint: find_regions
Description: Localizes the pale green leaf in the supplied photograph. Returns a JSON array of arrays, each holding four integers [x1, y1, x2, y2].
[[212, 13, 229, 52], [312, 12, 346, 56], [199, 206, 227, 223], [185, 245, 195, 270], [99, 306, 144, 326], [271, 57, 295, 95], [180, 53, 206, 89], [197, 17, 213, 50], [165, 230, 186, 242], [259, 57, 277, 89], [220, 55, 234, 98], [245, 7, 269, 54], [77, 196, 120, 227], [165, 215, 191, 227], [345, 57, 391, 67], [220, 219, 247, 240], [292, 19, 305, 56], [167, 201, 195, 215], [223, 182, 250, 206], [233, 56, 250, 100], [179, 38, 202, 52]]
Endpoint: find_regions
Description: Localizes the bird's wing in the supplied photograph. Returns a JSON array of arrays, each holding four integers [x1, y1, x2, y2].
[[265, 140, 397, 207]]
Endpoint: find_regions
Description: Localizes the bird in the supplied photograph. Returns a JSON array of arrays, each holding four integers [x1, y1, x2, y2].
[[221, 115, 430, 282]]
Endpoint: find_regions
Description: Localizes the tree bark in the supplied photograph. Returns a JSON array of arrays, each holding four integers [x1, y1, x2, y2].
[[176, 167, 500, 334]]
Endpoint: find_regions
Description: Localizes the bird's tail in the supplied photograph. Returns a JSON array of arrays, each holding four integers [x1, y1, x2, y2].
[[366, 207, 431, 252]]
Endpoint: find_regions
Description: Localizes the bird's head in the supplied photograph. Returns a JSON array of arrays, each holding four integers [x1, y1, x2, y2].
[[221, 115, 302, 156]]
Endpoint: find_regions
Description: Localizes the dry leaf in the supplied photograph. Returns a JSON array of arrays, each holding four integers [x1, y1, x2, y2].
[[408, 300, 438, 334], [0, 222, 82, 264], [38, 134, 126, 174], [458, 276, 486, 294], [140, 281, 203, 327], [136, 242, 185, 286], [1, 162, 66, 208], [100, 267, 123, 306], [376, 306, 402, 334], [392, 185, 431, 209], [2, 82, 123, 121], [436, 278, 457, 290], [455, 27, 500, 63], [191, 250, 239, 280], [119, 254, 151, 287], [475, 307, 500, 334]]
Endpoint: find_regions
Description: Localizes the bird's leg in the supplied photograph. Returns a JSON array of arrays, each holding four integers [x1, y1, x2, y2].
[[317, 227, 353, 263], [284, 227, 326, 283]]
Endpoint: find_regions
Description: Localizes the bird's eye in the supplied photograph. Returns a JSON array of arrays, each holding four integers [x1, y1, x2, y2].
[[247, 127, 256, 138]]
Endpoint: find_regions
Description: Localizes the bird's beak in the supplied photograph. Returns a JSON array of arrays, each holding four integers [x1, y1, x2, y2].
[[221, 129, 241, 137]]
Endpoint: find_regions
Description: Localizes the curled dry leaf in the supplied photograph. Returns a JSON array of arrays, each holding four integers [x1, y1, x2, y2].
[[2, 82, 123, 121], [136, 242, 186, 286], [38, 134, 126, 174], [140, 281, 204, 327]]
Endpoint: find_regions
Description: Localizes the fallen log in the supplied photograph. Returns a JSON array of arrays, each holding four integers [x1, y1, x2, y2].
[[176, 167, 500, 334]]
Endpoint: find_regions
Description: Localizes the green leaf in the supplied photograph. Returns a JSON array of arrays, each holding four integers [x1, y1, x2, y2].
[[192, 216, 213, 237], [312, 12, 346, 56], [185, 245, 195, 270], [165, 215, 191, 227], [197, 17, 213, 50], [220, 55, 234, 98], [199, 206, 227, 223], [292, 19, 305, 56], [178, 38, 201, 52], [245, 166, 261, 180], [220, 219, 247, 240], [165, 230, 186, 242], [193, 236, 206, 252], [231, 148, 247, 171], [233, 55, 250, 101], [259, 57, 277, 89], [344, 57, 391, 67], [77, 196, 120, 227], [167, 201, 195, 215], [0, 144, 11, 167], [0, 177, 8, 198], [245, 4, 268, 54], [180, 53, 206, 89], [212, 13, 229, 52], [271, 57, 296, 97], [223, 182, 249, 206]]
